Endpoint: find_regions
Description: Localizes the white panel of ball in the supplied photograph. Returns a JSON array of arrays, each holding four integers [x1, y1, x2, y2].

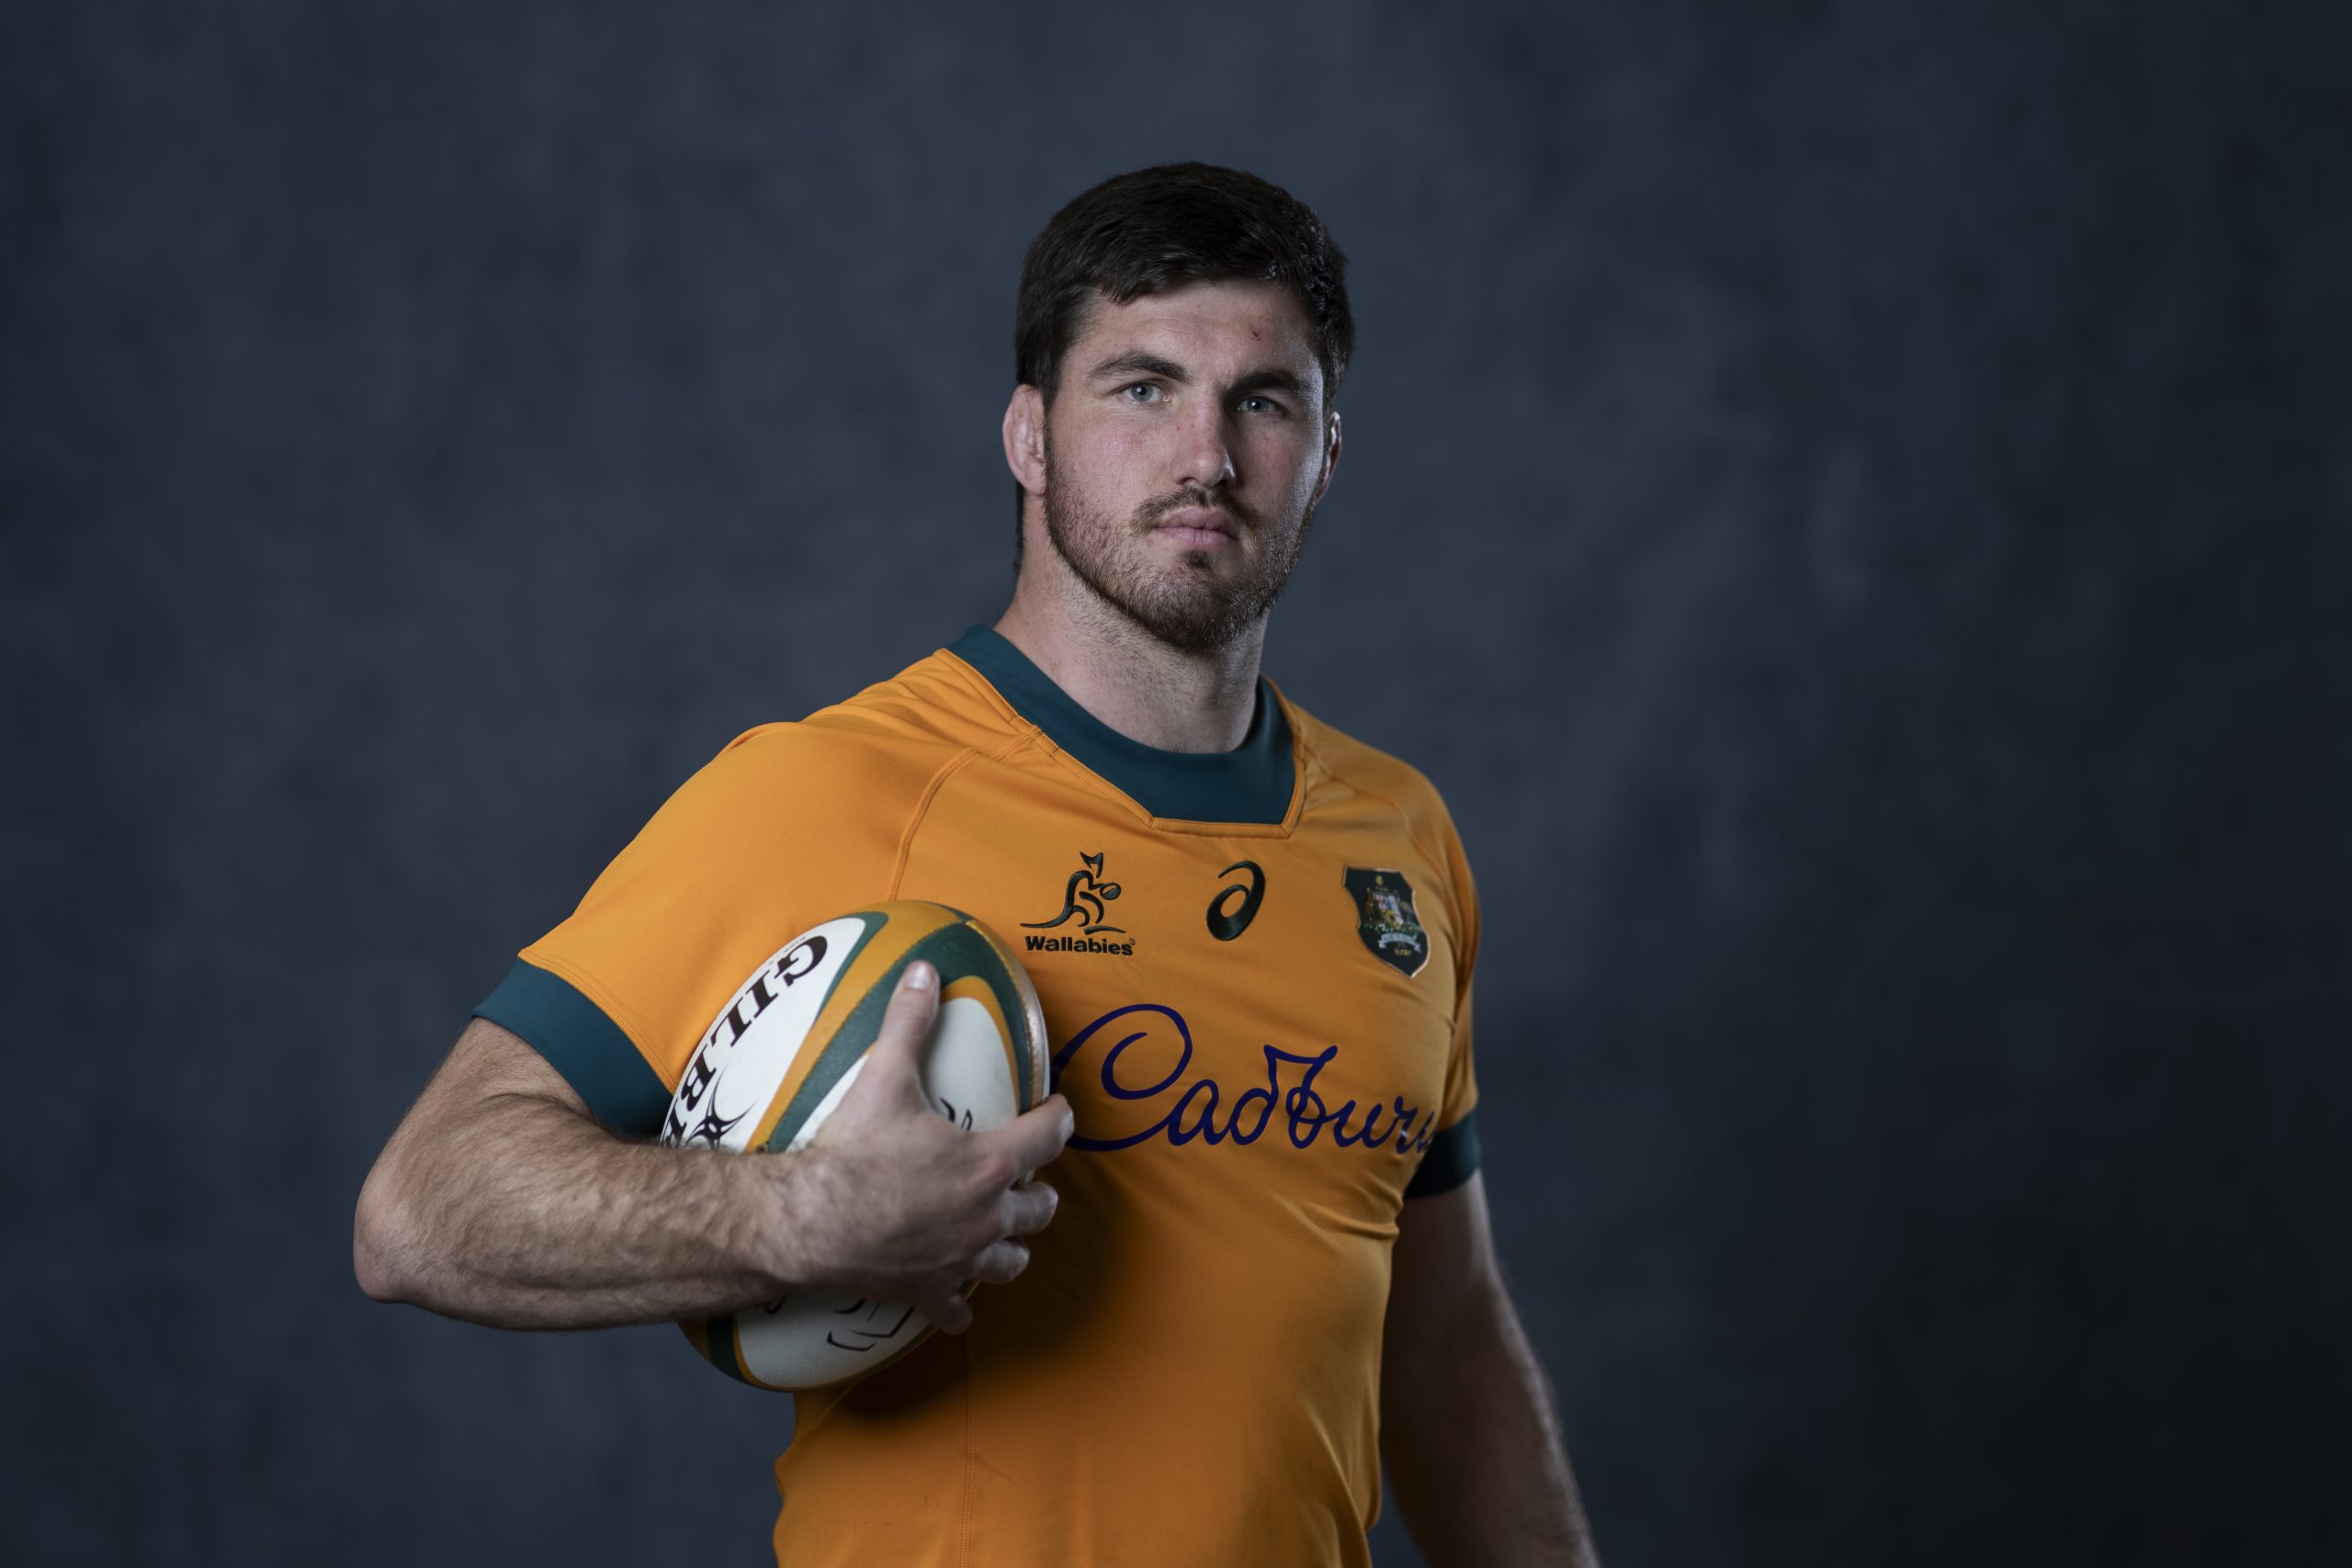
[[737, 994, 1021, 1388]]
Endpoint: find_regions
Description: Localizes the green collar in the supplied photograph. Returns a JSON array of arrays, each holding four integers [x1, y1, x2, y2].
[[948, 626, 1295, 825]]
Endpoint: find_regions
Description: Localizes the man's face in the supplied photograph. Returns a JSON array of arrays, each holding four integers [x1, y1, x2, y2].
[[1036, 279, 1339, 655]]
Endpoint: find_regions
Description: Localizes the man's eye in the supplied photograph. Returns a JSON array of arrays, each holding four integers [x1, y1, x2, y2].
[[1122, 383, 1162, 403], [1239, 396, 1286, 416]]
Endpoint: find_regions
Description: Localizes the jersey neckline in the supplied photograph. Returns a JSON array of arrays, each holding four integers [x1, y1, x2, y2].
[[945, 625, 1297, 826]]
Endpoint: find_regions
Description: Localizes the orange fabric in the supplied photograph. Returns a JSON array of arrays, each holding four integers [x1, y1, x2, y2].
[[520, 643, 1481, 1566]]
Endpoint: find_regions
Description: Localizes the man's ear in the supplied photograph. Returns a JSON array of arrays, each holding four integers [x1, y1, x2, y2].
[[1311, 408, 1342, 508], [1003, 385, 1048, 497]]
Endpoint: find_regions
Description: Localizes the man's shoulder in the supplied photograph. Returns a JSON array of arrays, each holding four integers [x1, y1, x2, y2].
[[794, 640, 1023, 752], [650, 644, 1012, 836], [1276, 689, 1469, 863], [708, 643, 1015, 774]]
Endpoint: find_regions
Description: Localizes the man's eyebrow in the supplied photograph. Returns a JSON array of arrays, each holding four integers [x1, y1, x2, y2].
[[1229, 367, 1307, 399], [1088, 351, 1191, 383]]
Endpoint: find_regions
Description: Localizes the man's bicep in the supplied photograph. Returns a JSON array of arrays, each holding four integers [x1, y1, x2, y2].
[[370, 1017, 598, 1179], [355, 1017, 600, 1302], [1385, 1171, 1503, 1365], [423, 1014, 596, 1118]]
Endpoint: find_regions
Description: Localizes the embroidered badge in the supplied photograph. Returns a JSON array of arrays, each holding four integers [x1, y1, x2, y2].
[[1344, 867, 1430, 977]]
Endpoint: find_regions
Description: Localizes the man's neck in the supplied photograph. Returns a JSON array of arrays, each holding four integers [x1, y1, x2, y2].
[[994, 585, 1266, 756]]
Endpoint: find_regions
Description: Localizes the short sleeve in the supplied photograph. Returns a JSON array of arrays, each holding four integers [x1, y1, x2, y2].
[[473, 724, 943, 1134], [1404, 806, 1482, 1199]]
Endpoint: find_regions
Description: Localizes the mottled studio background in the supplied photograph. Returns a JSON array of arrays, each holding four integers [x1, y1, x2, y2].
[[6, 2, 2348, 1564]]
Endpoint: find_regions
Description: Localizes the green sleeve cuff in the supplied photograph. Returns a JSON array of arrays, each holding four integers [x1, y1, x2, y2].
[[1404, 1109, 1481, 1199], [472, 959, 673, 1135]]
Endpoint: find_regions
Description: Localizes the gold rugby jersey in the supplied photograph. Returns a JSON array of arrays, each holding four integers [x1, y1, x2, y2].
[[474, 626, 1482, 1567]]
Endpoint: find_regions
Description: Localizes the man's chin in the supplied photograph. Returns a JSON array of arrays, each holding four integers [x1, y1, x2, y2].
[[1046, 512, 1283, 652], [1121, 588, 1267, 654]]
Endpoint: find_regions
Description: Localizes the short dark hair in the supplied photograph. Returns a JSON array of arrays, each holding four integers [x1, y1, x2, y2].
[[1015, 163, 1353, 409], [1009, 164, 1353, 565]]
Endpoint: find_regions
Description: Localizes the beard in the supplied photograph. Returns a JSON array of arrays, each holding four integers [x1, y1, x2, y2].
[[1042, 441, 1317, 656]]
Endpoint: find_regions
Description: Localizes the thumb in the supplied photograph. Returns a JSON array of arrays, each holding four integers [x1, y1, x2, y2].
[[857, 960, 940, 1102]]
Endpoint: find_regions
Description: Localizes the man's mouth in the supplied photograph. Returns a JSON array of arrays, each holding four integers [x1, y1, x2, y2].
[[1152, 506, 1241, 549]]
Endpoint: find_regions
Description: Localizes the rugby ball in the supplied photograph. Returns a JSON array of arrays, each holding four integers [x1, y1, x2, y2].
[[658, 901, 1049, 1392]]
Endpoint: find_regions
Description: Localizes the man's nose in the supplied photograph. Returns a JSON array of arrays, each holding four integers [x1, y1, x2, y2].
[[1170, 400, 1237, 492]]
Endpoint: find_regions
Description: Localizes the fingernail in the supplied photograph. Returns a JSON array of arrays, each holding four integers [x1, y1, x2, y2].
[[904, 962, 935, 992]]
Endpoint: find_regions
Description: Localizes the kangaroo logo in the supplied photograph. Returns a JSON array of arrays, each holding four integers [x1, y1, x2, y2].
[[1023, 851, 1126, 935]]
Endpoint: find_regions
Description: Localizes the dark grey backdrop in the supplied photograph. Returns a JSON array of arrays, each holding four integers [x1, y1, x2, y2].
[[7, 3, 2347, 1564]]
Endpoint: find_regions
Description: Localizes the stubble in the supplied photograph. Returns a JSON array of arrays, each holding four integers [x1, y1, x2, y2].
[[1041, 440, 1316, 656]]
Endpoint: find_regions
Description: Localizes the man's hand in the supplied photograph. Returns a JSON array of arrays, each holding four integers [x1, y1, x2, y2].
[[786, 961, 1074, 1331]]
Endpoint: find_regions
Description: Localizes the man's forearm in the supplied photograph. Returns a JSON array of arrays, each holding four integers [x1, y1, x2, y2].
[[359, 985, 1071, 1337], [1381, 1281, 1599, 1568], [356, 1088, 799, 1331]]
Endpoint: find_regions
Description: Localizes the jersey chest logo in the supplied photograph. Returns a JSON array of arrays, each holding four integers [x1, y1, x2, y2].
[[1344, 868, 1430, 977], [1021, 851, 1135, 956], [1052, 1001, 1439, 1161], [1205, 860, 1265, 942]]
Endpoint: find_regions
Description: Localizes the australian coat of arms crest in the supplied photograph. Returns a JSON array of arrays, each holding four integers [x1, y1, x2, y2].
[[1344, 867, 1430, 977]]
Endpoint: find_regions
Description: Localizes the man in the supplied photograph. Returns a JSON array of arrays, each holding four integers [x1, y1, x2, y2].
[[356, 162, 1599, 1567]]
